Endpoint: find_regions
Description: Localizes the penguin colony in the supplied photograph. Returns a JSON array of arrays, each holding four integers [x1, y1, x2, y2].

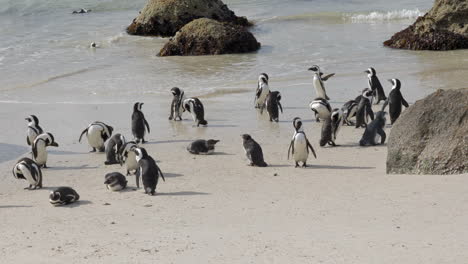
[[11, 66, 409, 206]]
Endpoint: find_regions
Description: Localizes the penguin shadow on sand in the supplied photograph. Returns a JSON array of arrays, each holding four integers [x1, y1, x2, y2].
[[48, 165, 99, 171], [49, 150, 88, 156], [157, 191, 210, 196], [304, 164, 375, 170], [60, 200, 92, 208], [0, 143, 29, 163], [145, 139, 193, 145], [0, 205, 34, 209]]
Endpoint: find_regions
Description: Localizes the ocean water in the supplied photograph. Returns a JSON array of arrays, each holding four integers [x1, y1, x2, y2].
[[0, 0, 467, 106]]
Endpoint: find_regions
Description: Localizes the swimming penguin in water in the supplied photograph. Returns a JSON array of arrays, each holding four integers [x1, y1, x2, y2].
[[49, 187, 80, 206], [308, 65, 335, 100], [261, 91, 283, 122], [309, 97, 332, 122], [133, 147, 165, 195], [132, 102, 150, 144], [169, 87, 185, 121], [341, 99, 358, 126], [118, 141, 138, 177], [241, 134, 268, 167], [187, 139, 220, 155], [104, 134, 126, 165], [288, 117, 317, 167], [382, 79, 409, 125], [12, 157, 42, 190], [72, 8, 91, 14], [254, 73, 270, 108], [32, 132, 59, 168], [359, 111, 387, 146], [183, 97, 207, 126], [79, 121, 113, 152], [365, 67, 387, 104], [25, 115, 44, 146], [355, 88, 375, 128], [104, 172, 128, 192]]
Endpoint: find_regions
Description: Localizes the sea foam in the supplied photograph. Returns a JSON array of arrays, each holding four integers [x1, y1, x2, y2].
[[349, 9, 424, 22]]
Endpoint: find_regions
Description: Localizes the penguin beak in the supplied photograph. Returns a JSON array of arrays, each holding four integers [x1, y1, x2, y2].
[[387, 79, 393, 84], [364, 70, 370, 74], [307, 67, 314, 71], [50, 142, 59, 147]]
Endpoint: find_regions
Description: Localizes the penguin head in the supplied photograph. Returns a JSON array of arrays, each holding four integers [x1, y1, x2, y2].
[[258, 74, 268, 85], [171, 87, 182, 96], [308, 65, 320, 73], [365, 67, 376, 76], [241, 134, 252, 142], [26, 115, 39, 125], [46, 132, 59, 147], [273, 91, 282, 101], [133, 147, 149, 162], [49, 191, 61, 201], [376, 111, 387, 122], [104, 173, 118, 185], [206, 139, 220, 147], [331, 108, 342, 122], [362, 88, 373, 98], [134, 102, 144, 112], [388, 79, 401, 90], [293, 117, 303, 132]]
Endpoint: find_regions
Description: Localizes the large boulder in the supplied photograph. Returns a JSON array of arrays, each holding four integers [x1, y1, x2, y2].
[[158, 18, 260, 56], [387, 89, 468, 175], [384, 0, 468, 50], [127, 0, 251, 37]]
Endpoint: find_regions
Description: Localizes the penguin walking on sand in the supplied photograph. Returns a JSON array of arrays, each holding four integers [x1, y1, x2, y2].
[[104, 134, 126, 165], [104, 172, 128, 191], [341, 99, 358, 126], [183, 97, 207, 126], [32, 133, 59, 168], [309, 97, 332, 122], [254, 73, 270, 108], [49, 187, 79, 206], [320, 116, 337, 147], [169, 87, 185, 121], [308, 65, 335, 100], [133, 147, 165, 195], [118, 141, 138, 177], [288, 117, 317, 167], [12, 157, 42, 190], [355, 88, 375, 128], [382, 79, 409, 124], [359, 111, 387, 146], [365, 67, 387, 104], [241, 134, 268, 167], [261, 91, 283, 122], [187, 139, 220, 155], [25, 115, 43, 146], [79, 121, 113, 152], [330, 108, 344, 143], [132, 102, 150, 144]]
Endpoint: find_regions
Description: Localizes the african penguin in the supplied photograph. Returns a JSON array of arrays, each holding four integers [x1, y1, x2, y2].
[[134, 147, 165, 195], [365, 67, 387, 104], [309, 97, 332, 122], [118, 141, 139, 177], [104, 134, 126, 165], [341, 99, 358, 126], [330, 108, 344, 143], [319, 116, 336, 147], [183, 97, 207, 126], [72, 8, 91, 14], [132, 102, 150, 144], [32, 132, 59, 168], [79, 121, 113, 152], [49, 187, 80, 206], [382, 79, 409, 125], [104, 172, 128, 192], [187, 139, 220, 155], [254, 73, 270, 108], [355, 88, 375, 128], [308, 65, 335, 100], [288, 117, 317, 167], [25, 115, 43, 146], [241, 134, 268, 167], [12, 157, 42, 190], [359, 111, 387, 146], [261, 91, 283, 122], [169, 87, 185, 121]]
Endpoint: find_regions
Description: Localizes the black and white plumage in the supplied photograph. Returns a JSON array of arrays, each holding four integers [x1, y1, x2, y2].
[[118, 141, 138, 176], [79, 121, 113, 152], [365, 67, 387, 104], [241, 134, 268, 167], [32, 132, 59, 168], [132, 102, 150, 144], [183, 97, 207, 126], [187, 139, 219, 155], [341, 100, 358, 126], [309, 97, 332, 122], [104, 134, 126, 165], [330, 108, 344, 143], [49, 187, 80, 206], [319, 116, 336, 147], [355, 88, 375, 128], [134, 147, 165, 195], [169, 87, 185, 121], [261, 91, 283, 122], [12, 157, 42, 190], [72, 8, 91, 14], [104, 172, 128, 191], [254, 73, 270, 108], [288, 117, 317, 167], [308, 65, 335, 100], [360, 111, 387, 146], [26, 115, 43, 146], [382, 79, 409, 125]]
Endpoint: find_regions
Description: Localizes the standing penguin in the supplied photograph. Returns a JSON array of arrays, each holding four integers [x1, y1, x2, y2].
[[308, 65, 335, 100], [341, 99, 358, 126], [355, 88, 375, 128], [168, 87, 185, 121], [261, 91, 283, 122], [104, 134, 126, 165], [241, 134, 268, 167], [330, 108, 344, 143], [32, 132, 59, 168], [49, 187, 80, 206], [133, 147, 165, 195], [118, 141, 138, 177], [359, 111, 387, 146], [309, 98, 332, 122], [254, 73, 270, 108], [288, 117, 317, 167], [132, 102, 150, 144], [365, 67, 387, 104], [12, 157, 42, 190], [104, 172, 128, 191], [382, 79, 409, 124], [183, 97, 208, 126], [319, 116, 336, 147], [25, 115, 43, 146], [79, 121, 113, 152]]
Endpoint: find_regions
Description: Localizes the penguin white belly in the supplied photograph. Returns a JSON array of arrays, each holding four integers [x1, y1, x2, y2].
[[374, 134, 381, 144], [125, 152, 138, 171], [313, 77, 326, 99], [256, 84, 269, 106], [27, 129, 38, 144], [190, 110, 197, 122], [34, 142, 48, 166], [293, 134, 308, 162], [18, 164, 35, 185], [87, 126, 104, 148], [107, 184, 124, 191], [310, 103, 330, 119]]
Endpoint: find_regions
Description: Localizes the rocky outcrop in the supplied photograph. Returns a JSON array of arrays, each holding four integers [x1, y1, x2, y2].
[[127, 0, 251, 37], [384, 0, 468, 50], [158, 18, 260, 56], [387, 89, 468, 175]]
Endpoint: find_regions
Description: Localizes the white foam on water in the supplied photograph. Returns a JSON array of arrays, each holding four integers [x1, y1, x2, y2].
[[348, 9, 424, 22]]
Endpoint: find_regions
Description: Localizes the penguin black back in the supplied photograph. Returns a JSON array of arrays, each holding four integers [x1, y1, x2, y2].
[[134, 148, 165, 195], [382, 79, 409, 124], [262, 91, 283, 122], [242, 134, 268, 167], [132, 102, 150, 144], [359, 111, 387, 146]]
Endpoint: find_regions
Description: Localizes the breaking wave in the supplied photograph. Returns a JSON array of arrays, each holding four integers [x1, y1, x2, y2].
[[348, 9, 424, 23]]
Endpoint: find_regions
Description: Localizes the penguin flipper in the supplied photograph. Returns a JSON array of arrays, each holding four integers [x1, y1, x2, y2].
[[321, 73, 335, 81], [78, 128, 88, 142], [144, 118, 150, 134], [158, 167, 165, 182], [381, 99, 389, 112], [306, 139, 317, 159], [278, 102, 283, 114], [401, 97, 409, 108], [27, 136, 31, 146], [287, 140, 295, 159]]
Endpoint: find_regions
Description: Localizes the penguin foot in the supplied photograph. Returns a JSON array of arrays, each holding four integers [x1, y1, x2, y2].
[[42, 164, 48, 168], [295, 162, 299, 168], [302, 163, 307, 168], [99, 147, 105, 152], [90, 148, 96, 153], [141, 139, 147, 144], [168, 116, 173, 120]]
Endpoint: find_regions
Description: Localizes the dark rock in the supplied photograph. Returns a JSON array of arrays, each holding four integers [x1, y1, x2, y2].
[[158, 18, 260, 56], [387, 89, 468, 175], [384, 0, 468, 50]]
